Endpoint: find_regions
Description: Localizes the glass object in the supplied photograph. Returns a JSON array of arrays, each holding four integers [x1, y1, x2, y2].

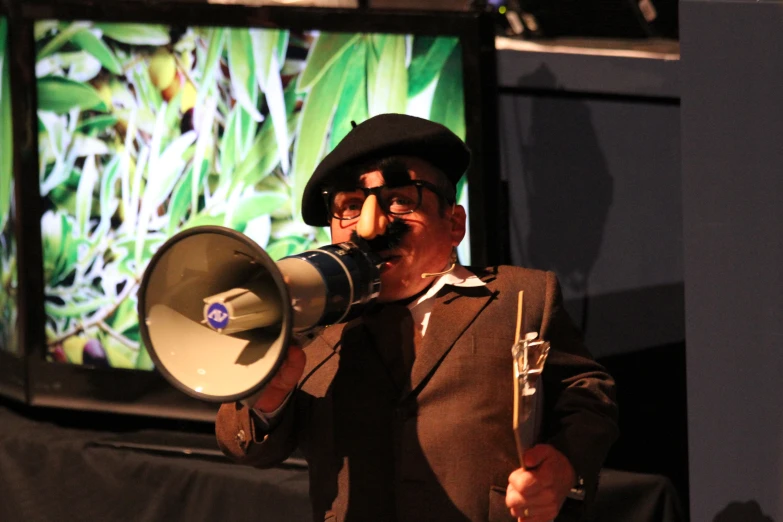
[[512, 336, 550, 465]]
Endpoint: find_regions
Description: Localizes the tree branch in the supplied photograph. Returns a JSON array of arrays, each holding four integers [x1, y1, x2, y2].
[[97, 319, 140, 350], [46, 278, 139, 346]]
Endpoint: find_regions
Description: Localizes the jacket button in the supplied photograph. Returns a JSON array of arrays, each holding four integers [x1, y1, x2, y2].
[[236, 429, 246, 444]]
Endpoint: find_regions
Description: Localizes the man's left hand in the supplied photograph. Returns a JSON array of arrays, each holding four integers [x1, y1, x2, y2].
[[505, 444, 576, 522]]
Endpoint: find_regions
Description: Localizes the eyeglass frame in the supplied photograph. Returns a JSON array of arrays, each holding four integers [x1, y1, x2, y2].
[[322, 180, 455, 222]]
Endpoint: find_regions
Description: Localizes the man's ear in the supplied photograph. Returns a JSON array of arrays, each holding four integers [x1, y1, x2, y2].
[[450, 204, 467, 247]]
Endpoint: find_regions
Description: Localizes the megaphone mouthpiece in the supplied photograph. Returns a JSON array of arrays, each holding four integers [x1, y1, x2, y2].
[[202, 277, 283, 335]]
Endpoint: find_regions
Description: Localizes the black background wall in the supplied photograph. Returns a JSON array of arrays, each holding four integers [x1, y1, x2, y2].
[[499, 0, 783, 518], [681, 1, 783, 521], [496, 41, 689, 513]]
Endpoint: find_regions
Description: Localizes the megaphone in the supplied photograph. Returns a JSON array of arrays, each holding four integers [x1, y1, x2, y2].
[[138, 226, 381, 404]]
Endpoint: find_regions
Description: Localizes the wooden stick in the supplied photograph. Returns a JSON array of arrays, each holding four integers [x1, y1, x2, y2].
[[513, 290, 525, 466], [514, 364, 522, 465], [514, 290, 524, 345]]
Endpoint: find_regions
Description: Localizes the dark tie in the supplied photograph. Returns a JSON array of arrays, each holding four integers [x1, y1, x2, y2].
[[363, 304, 418, 392]]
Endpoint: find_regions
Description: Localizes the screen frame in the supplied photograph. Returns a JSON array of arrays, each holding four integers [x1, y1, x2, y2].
[[0, 1, 31, 404], [11, 0, 502, 420]]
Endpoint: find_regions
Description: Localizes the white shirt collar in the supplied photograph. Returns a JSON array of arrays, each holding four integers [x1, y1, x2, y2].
[[408, 264, 486, 311]]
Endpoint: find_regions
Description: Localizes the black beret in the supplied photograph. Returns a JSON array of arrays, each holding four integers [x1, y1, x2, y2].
[[301, 113, 471, 226]]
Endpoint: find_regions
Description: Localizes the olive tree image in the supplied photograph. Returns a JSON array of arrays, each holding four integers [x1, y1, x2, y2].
[[35, 21, 465, 370]]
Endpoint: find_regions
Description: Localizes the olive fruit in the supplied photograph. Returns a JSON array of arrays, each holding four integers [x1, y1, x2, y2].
[[161, 70, 184, 102], [148, 49, 177, 91], [181, 81, 197, 112], [82, 338, 110, 368], [50, 344, 68, 363]]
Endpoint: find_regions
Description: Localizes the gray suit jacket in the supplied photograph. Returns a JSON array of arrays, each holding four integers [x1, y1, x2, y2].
[[216, 266, 618, 522]]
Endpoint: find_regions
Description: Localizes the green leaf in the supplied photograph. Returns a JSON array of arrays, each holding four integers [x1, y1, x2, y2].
[[251, 29, 289, 173], [195, 28, 225, 108], [107, 297, 138, 335], [231, 117, 273, 187], [232, 84, 299, 191], [167, 159, 208, 236], [71, 133, 111, 157], [99, 332, 135, 369], [457, 175, 468, 205], [183, 212, 226, 230], [315, 226, 331, 246], [0, 17, 13, 234], [408, 36, 458, 98], [45, 296, 114, 319], [41, 210, 78, 286], [99, 156, 121, 228], [429, 45, 465, 141], [95, 23, 171, 46], [291, 46, 355, 221], [36, 21, 91, 61], [75, 114, 118, 134], [135, 125, 196, 270], [264, 236, 310, 261], [191, 93, 217, 213], [227, 29, 262, 122], [167, 172, 193, 236], [146, 131, 197, 211], [218, 103, 240, 180], [75, 155, 99, 237], [37, 76, 107, 114], [276, 31, 289, 66], [114, 234, 166, 273], [250, 28, 278, 88], [71, 29, 123, 74], [65, 51, 102, 83], [229, 192, 288, 230], [238, 102, 258, 160], [242, 215, 272, 248], [131, 65, 163, 114], [370, 34, 387, 60], [329, 40, 368, 150], [136, 345, 155, 370], [297, 33, 359, 91], [367, 34, 407, 117]]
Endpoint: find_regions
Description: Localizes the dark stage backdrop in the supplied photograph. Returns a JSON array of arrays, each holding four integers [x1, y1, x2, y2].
[[681, 1, 783, 521], [496, 42, 688, 513]]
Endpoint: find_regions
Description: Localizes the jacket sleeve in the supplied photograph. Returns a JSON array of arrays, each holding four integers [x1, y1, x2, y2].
[[215, 391, 299, 468], [538, 271, 619, 510]]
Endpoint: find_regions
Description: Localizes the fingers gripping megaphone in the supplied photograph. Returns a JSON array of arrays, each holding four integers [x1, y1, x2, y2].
[[137, 226, 381, 405]]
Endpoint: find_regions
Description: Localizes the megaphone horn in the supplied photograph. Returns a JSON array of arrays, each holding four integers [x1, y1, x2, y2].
[[138, 226, 381, 404]]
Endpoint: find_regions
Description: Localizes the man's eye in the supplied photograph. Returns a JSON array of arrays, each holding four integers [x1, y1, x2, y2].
[[343, 200, 364, 211], [389, 196, 414, 206]]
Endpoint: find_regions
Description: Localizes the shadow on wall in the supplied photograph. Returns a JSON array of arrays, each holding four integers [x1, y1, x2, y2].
[[510, 64, 614, 329], [714, 501, 775, 522]]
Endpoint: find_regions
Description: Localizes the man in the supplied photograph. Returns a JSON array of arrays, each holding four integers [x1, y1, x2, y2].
[[216, 114, 618, 522]]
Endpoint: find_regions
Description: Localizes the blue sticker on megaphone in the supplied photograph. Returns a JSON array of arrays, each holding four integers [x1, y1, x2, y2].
[[206, 303, 230, 330]]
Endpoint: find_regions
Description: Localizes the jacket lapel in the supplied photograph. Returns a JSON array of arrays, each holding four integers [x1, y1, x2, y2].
[[403, 283, 496, 399]]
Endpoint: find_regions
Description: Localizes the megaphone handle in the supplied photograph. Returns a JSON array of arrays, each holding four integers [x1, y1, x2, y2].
[[240, 388, 264, 409]]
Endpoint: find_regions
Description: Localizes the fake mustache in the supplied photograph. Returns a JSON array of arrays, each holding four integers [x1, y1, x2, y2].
[[350, 219, 411, 255]]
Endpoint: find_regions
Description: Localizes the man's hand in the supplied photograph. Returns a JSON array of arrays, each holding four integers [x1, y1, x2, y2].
[[253, 344, 306, 413], [506, 444, 576, 522]]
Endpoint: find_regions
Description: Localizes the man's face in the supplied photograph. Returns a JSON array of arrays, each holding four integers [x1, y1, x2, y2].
[[329, 157, 467, 303]]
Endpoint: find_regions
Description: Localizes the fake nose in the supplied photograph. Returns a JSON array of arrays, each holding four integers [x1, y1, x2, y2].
[[356, 194, 389, 240]]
